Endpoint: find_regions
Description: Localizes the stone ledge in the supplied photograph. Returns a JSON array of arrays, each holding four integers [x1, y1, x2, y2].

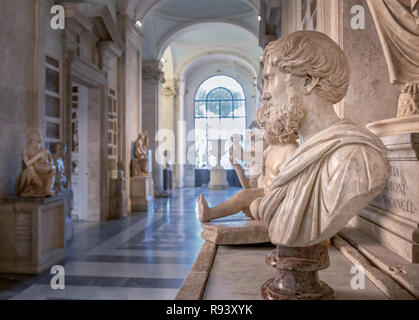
[[339, 227, 419, 299], [332, 235, 414, 300], [201, 215, 270, 245], [349, 213, 419, 263], [175, 241, 217, 300], [1, 196, 66, 204]]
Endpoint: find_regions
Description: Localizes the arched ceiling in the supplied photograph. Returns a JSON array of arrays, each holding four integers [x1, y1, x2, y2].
[[126, 0, 260, 20], [135, 0, 262, 79], [155, 0, 255, 19], [162, 22, 261, 78]]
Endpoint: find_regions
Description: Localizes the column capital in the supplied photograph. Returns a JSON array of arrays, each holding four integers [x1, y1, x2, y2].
[[143, 59, 166, 83], [162, 79, 180, 97]]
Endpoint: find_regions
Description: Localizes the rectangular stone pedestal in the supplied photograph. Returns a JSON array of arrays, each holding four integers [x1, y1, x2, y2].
[[352, 133, 419, 263], [130, 175, 153, 212], [55, 191, 73, 242], [0, 197, 66, 274]]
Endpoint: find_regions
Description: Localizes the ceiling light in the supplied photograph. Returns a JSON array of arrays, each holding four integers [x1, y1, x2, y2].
[[258, 15, 262, 21], [135, 20, 143, 29]]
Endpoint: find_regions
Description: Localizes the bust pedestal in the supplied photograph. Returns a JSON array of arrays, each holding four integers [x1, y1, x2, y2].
[[0, 197, 66, 274], [349, 132, 419, 263], [130, 175, 153, 212], [208, 165, 228, 190], [261, 241, 335, 300]]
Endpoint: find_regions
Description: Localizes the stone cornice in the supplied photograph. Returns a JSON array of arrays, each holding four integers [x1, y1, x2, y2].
[[71, 56, 107, 87], [62, 2, 124, 51], [117, 13, 143, 52]]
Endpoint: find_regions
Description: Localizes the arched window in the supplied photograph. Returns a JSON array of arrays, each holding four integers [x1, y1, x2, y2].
[[194, 75, 246, 169]]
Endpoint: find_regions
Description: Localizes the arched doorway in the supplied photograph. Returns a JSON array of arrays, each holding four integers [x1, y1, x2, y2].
[[194, 75, 247, 186]]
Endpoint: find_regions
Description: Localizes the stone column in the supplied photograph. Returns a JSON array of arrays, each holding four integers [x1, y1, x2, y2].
[[142, 59, 165, 196], [117, 12, 142, 212], [97, 42, 123, 221], [161, 79, 180, 190]]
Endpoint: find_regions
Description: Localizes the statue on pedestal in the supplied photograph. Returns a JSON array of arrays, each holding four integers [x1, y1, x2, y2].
[[53, 142, 68, 194], [229, 134, 249, 189], [15, 130, 56, 198], [367, 0, 419, 135], [255, 31, 389, 248], [199, 126, 298, 221], [132, 132, 149, 176], [208, 139, 229, 190], [201, 31, 389, 300]]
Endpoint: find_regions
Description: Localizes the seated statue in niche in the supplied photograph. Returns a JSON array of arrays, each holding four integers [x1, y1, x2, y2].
[[53, 142, 68, 194], [132, 132, 149, 176], [15, 130, 56, 198], [198, 121, 298, 222], [252, 31, 389, 247]]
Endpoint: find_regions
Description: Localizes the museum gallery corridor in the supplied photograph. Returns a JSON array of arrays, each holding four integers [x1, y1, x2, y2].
[[0, 188, 241, 300]]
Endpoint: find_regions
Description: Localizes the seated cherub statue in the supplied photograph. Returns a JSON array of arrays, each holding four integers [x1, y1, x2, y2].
[[198, 110, 299, 222], [15, 130, 56, 197]]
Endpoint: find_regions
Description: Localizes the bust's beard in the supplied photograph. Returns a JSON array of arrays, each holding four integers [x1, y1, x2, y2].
[[258, 93, 304, 144]]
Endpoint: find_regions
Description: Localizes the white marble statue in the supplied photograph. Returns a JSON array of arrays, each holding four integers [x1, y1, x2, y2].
[[244, 125, 266, 189], [53, 142, 68, 194], [251, 31, 390, 247], [199, 124, 298, 222], [229, 134, 244, 166], [133, 132, 149, 176], [15, 130, 56, 197]]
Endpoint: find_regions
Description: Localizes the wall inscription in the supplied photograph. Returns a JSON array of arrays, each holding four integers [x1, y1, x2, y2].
[[373, 162, 419, 223]]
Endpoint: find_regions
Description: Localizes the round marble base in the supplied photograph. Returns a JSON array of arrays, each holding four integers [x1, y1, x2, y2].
[[261, 241, 336, 300], [261, 278, 335, 300]]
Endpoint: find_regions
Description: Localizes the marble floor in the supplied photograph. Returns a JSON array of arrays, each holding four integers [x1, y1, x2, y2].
[[0, 187, 388, 300], [0, 187, 240, 300]]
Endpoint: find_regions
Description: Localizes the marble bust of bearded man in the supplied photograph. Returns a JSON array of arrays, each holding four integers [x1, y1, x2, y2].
[[251, 31, 390, 248]]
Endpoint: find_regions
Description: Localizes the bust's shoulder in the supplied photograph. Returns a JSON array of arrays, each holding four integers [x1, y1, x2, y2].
[[327, 143, 388, 177]]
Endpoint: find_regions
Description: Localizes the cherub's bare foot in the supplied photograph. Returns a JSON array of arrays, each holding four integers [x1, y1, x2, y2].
[[198, 194, 211, 222]]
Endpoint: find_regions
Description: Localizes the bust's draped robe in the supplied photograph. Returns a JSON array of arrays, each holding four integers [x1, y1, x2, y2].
[[254, 120, 389, 247]]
